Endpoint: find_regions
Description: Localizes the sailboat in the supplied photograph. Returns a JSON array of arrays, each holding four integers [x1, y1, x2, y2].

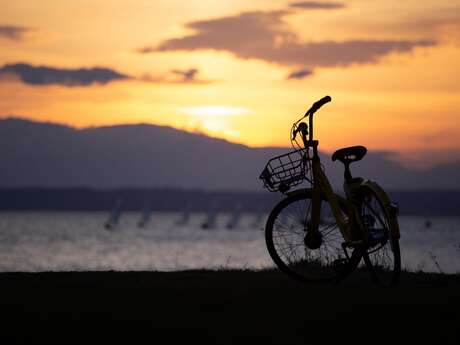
[[250, 211, 265, 230], [201, 207, 217, 230], [175, 203, 191, 226], [137, 201, 151, 228], [226, 205, 242, 230], [104, 198, 123, 230]]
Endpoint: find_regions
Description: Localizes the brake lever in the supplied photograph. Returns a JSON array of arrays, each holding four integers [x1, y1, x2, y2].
[[291, 124, 299, 140]]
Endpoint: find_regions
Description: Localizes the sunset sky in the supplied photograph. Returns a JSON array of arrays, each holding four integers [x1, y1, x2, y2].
[[1, 0, 459, 165]]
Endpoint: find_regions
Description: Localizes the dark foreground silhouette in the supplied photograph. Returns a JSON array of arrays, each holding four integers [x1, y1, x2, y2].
[[0, 269, 458, 345]]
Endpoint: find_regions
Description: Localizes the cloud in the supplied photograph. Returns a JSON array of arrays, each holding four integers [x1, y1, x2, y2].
[[140, 67, 212, 84], [287, 68, 313, 79], [0, 63, 212, 87], [138, 10, 436, 74], [0, 63, 129, 86], [137, 11, 290, 54], [394, 10, 460, 45], [171, 68, 198, 82], [289, 1, 345, 10], [0, 25, 32, 41]]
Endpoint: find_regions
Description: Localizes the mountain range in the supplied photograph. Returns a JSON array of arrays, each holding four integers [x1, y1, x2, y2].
[[1, 117, 459, 190]]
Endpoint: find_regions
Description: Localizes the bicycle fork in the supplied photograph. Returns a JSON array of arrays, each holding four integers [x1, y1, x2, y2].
[[304, 186, 323, 250]]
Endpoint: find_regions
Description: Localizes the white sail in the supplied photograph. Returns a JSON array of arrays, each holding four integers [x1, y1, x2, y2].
[[176, 203, 191, 226], [104, 198, 123, 230], [226, 205, 242, 230], [250, 211, 265, 230], [201, 207, 217, 230], [137, 201, 151, 228]]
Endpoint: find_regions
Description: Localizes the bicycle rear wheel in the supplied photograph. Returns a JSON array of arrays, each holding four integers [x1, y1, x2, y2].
[[360, 187, 401, 286], [265, 190, 360, 283]]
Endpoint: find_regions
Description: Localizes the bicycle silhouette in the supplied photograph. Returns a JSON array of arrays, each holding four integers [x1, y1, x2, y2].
[[260, 96, 401, 286]]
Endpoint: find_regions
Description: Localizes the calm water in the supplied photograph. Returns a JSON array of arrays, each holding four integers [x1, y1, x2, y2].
[[0, 212, 459, 273]]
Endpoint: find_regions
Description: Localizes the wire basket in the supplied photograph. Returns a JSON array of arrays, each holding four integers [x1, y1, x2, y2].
[[259, 149, 310, 193]]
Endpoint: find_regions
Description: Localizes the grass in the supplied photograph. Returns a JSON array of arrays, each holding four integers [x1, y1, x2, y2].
[[0, 269, 459, 344]]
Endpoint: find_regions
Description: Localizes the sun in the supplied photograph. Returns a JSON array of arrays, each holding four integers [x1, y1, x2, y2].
[[178, 105, 248, 140]]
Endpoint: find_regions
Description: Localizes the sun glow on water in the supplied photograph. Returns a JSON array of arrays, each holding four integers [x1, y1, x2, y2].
[[178, 106, 249, 140]]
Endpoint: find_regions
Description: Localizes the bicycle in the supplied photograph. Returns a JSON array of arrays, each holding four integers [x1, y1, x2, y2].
[[260, 96, 401, 286]]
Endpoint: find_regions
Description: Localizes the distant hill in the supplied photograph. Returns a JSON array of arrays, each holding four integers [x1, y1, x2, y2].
[[0, 117, 459, 190]]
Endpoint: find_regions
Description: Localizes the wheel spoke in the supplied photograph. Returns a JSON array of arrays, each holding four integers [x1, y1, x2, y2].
[[266, 191, 355, 282], [361, 189, 400, 286]]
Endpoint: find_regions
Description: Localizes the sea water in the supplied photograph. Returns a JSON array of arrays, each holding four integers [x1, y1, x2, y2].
[[0, 212, 458, 273]]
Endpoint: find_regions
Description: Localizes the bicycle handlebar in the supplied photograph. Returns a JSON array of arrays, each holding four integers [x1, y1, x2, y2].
[[305, 95, 331, 117], [292, 95, 332, 144]]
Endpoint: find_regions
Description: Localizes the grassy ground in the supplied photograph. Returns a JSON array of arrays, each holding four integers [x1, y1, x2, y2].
[[0, 269, 459, 344]]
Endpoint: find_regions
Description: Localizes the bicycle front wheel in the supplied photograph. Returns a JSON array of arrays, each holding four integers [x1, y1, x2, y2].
[[360, 186, 401, 287], [265, 190, 360, 283]]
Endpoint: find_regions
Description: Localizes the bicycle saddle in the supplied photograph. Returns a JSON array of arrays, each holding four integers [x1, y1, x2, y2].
[[332, 146, 367, 164]]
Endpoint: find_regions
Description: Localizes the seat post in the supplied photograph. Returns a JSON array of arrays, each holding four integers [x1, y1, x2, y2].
[[344, 162, 352, 181]]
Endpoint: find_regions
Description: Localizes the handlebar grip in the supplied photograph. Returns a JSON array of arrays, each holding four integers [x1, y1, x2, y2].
[[306, 95, 331, 116], [313, 95, 331, 109]]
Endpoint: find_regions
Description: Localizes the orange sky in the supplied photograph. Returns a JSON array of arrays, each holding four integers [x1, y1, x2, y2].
[[0, 0, 459, 164]]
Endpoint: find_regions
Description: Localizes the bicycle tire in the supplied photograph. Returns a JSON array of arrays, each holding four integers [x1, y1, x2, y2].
[[265, 189, 361, 283], [359, 186, 401, 287]]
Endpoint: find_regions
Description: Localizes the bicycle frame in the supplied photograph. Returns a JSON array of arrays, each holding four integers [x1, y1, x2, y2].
[[311, 158, 354, 242], [290, 147, 400, 248], [288, 153, 357, 244], [294, 119, 369, 246]]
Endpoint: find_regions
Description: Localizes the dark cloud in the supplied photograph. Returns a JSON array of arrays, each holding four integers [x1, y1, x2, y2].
[[289, 1, 345, 10], [138, 11, 291, 54], [287, 69, 313, 79], [0, 25, 32, 40], [171, 68, 198, 82], [0, 63, 129, 86], [0, 63, 211, 87], [140, 68, 211, 84], [138, 10, 435, 72]]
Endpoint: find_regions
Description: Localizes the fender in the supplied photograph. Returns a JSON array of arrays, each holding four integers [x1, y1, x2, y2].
[[360, 180, 401, 239]]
